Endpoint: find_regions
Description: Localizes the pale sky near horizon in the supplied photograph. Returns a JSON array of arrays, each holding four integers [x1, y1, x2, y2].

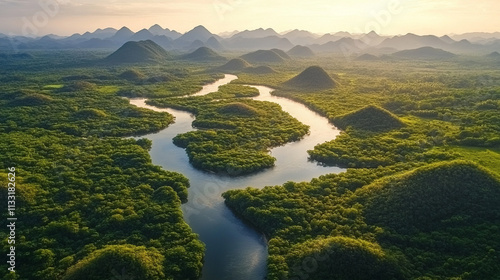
[[0, 0, 498, 37]]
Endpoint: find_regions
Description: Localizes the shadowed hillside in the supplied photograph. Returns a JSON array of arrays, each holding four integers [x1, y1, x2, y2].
[[240, 50, 287, 63], [486, 51, 500, 58], [282, 66, 336, 90], [10, 93, 53, 106], [223, 159, 500, 279], [356, 53, 380, 61], [242, 66, 276, 74], [283, 237, 405, 280], [332, 105, 404, 131], [270, 48, 291, 60], [206, 36, 224, 50], [62, 245, 165, 280], [287, 45, 315, 57], [355, 161, 500, 231], [217, 58, 251, 72], [392, 47, 456, 60], [105, 40, 170, 64], [119, 69, 146, 81], [182, 46, 226, 61]]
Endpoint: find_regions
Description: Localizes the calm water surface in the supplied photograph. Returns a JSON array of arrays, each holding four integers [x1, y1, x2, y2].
[[129, 75, 344, 280]]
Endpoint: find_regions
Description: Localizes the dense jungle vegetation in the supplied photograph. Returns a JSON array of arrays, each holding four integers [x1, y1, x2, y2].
[[224, 55, 500, 279], [0, 52, 223, 280], [224, 161, 500, 279], [148, 83, 309, 175], [1, 49, 500, 280]]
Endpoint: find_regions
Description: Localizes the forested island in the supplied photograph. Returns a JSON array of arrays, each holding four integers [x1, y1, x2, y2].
[[148, 83, 309, 175]]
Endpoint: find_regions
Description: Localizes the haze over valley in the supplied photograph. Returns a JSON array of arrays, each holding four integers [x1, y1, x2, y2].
[[2, 24, 500, 57]]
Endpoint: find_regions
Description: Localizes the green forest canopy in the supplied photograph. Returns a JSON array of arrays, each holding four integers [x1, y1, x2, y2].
[[1, 49, 499, 280]]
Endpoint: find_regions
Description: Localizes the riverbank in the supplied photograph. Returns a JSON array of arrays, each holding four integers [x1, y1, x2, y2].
[[129, 74, 344, 280]]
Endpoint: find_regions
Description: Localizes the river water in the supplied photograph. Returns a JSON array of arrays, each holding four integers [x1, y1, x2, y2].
[[129, 74, 344, 280]]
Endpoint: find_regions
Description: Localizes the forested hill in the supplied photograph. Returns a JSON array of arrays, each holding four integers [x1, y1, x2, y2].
[[223, 161, 500, 279]]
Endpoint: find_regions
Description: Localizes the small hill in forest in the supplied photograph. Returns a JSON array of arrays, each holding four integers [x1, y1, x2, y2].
[[61, 81, 97, 92], [182, 46, 226, 61], [119, 69, 146, 81], [105, 40, 170, 64], [392, 47, 456, 60], [356, 53, 380, 61], [10, 93, 53, 106], [217, 58, 251, 71], [282, 66, 337, 90], [240, 49, 286, 63], [333, 105, 404, 131], [486, 51, 500, 58], [217, 102, 259, 117], [270, 48, 291, 60], [242, 66, 276, 74], [287, 45, 315, 57], [284, 236, 405, 280], [355, 160, 500, 232], [62, 245, 165, 280], [73, 108, 108, 119]]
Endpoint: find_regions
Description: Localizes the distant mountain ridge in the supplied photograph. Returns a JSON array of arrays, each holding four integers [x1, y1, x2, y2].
[[3, 25, 500, 55], [281, 29, 320, 45], [231, 28, 280, 39], [176, 25, 219, 44]]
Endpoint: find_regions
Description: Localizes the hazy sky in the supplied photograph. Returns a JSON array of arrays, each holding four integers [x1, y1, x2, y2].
[[0, 0, 498, 36]]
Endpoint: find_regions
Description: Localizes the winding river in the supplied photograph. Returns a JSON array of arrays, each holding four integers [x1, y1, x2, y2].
[[129, 74, 344, 280]]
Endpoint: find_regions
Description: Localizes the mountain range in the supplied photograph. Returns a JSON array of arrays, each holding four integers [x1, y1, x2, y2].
[[1, 24, 500, 56]]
